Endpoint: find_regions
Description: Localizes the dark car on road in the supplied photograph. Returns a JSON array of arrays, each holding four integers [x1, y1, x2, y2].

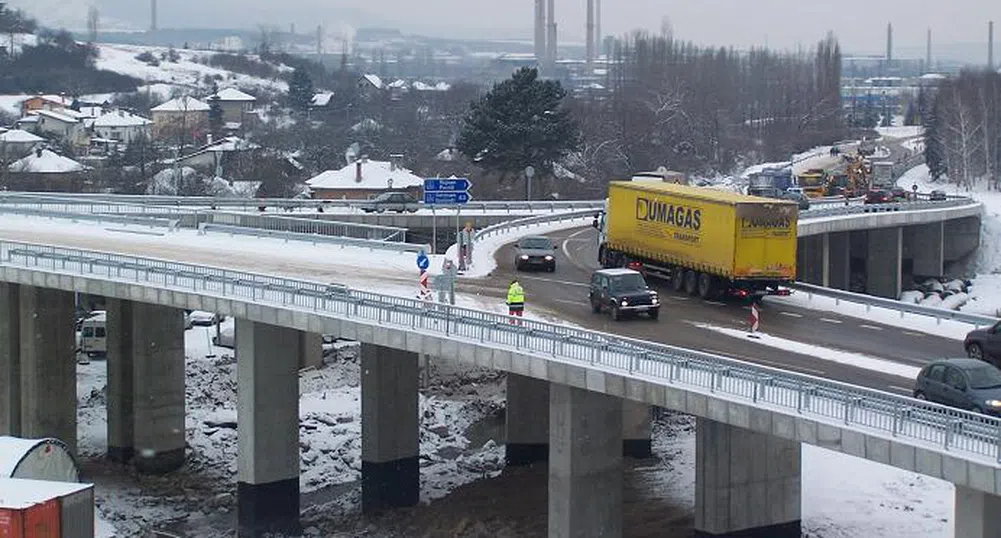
[[781, 190, 811, 210], [863, 189, 893, 204], [965, 321, 1001, 367], [514, 235, 557, 272], [889, 186, 908, 202], [359, 191, 420, 213], [913, 358, 1001, 416], [588, 268, 660, 321], [929, 189, 948, 202]]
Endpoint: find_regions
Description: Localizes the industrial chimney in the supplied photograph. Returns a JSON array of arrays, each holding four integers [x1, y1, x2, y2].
[[926, 27, 932, 71], [546, 0, 557, 69], [886, 22, 893, 62], [586, 0, 595, 66], [990, 21, 995, 71], [150, 0, 157, 32], [595, 0, 602, 58], [534, 0, 546, 64]]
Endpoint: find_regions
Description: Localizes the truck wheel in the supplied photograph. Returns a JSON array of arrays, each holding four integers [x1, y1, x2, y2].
[[591, 300, 601, 314], [684, 270, 699, 296], [671, 268, 685, 293], [698, 273, 716, 299]]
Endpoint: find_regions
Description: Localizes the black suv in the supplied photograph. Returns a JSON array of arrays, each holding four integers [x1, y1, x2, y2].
[[965, 321, 1001, 367], [588, 268, 660, 321]]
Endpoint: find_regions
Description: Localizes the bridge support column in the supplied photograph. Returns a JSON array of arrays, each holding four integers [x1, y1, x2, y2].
[[298, 332, 323, 369], [505, 373, 550, 466], [695, 418, 801, 537], [106, 299, 134, 463], [827, 232, 851, 290], [906, 222, 945, 278], [0, 283, 20, 437], [361, 343, 419, 514], [549, 384, 623, 538], [796, 236, 825, 285], [132, 303, 186, 474], [237, 319, 301, 537], [955, 486, 1001, 538], [18, 286, 76, 454], [866, 227, 902, 299], [622, 400, 652, 459], [944, 216, 982, 263]]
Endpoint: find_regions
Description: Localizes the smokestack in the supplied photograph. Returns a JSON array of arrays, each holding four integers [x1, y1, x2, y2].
[[595, 0, 601, 58], [886, 22, 893, 61], [990, 21, 995, 71], [546, 0, 556, 69], [534, 0, 546, 64], [586, 0, 594, 66], [926, 27, 932, 71], [355, 160, 363, 182], [150, 0, 157, 32]]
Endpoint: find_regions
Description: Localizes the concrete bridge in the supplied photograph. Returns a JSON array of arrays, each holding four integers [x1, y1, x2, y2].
[[0, 241, 999, 538]]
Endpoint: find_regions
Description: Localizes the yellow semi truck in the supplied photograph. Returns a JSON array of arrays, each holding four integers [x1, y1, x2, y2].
[[595, 181, 798, 299]]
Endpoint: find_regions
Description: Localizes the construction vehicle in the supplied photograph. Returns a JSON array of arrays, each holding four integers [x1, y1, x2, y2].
[[748, 166, 794, 197], [871, 161, 895, 188], [858, 137, 877, 156], [797, 168, 827, 198], [594, 181, 797, 300], [826, 155, 872, 196]]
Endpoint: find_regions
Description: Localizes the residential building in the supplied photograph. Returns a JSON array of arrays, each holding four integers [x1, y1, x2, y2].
[[357, 74, 384, 100], [208, 88, 257, 126], [151, 96, 210, 142], [7, 148, 91, 192], [20, 94, 74, 117], [306, 157, 424, 200], [93, 110, 153, 144], [34, 109, 86, 146], [0, 129, 45, 159], [170, 135, 257, 177]]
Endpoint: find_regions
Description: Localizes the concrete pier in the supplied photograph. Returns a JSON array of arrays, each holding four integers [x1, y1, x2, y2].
[[622, 400, 652, 459], [18, 286, 76, 454], [954, 486, 1001, 538], [548, 384, 623, 538], [906, 222, 945, 277], [0, 283, 20, 436], [299, 332, 323, 369], [505, 373, 550, 466], [694, 418, 801, 537], [361, 343, 419, 514], [866, 227, 903, 299], [105, 299, 135, 463], [827, 232, 851, 290], [236, 319, 302, 537]]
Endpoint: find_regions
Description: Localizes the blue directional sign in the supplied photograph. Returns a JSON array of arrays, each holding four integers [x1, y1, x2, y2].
[[417, 250, 430, 271], [423, 177, 472, 206], [423, 191, 472, 205], [424, 178, 471, 192]]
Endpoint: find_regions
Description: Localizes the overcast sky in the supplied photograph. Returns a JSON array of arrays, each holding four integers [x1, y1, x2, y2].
[[10, 0, 1001, 54]]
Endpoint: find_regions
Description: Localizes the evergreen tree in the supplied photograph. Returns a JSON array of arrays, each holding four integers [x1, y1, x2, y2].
[[287, 67, 314, 113], [456, 67, 580, 181], [903, 101, 920, 126], [924, 96, 947, 180], [208, 95, 224, 139]]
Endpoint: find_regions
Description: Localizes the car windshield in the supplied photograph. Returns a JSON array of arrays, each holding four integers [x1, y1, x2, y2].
[[520, 237, 552, 250], [967, 365, 1001, 389], [609, 273, 647, 293], [373, 193, 394, 202]]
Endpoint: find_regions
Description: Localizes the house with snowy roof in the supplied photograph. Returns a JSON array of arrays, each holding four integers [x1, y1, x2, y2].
[[93, 110, 153, 144], [20, 94, 74, 117], [357, 74, 384, 100], [34, 109, 87, 146], [0, 129, 45, 159], [151, 96, 210, 142], [310, 92, 334, 109], [306, 157, 424, 200], [7, 148, 91, 192], [207, 88, 257, 125]]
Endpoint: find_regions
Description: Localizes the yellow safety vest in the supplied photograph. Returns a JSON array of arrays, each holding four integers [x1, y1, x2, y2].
[[507, 282, 525, 304]]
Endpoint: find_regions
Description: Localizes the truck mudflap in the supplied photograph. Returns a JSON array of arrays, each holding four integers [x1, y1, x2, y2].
[[728, 286, 792, 300]]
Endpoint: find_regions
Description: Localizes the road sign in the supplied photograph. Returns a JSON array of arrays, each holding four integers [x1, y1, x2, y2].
[[417, 250, 429, 271], [423, 178, 471, 192], [423, 191, 472, 205], [748, 303, 760, 338]]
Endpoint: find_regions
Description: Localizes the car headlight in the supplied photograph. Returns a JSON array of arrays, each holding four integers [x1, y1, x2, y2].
[[986, 400, 1001, 408], [520, 255, 529, 260], [651, 294, 659, 303], [545, 255, 554, 261], [621, 299, 629, 306]]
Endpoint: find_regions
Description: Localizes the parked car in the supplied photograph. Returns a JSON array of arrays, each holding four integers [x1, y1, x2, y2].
[[913, 358, 1001, 416], [929, 189, 948, 202], [889, 186, 908, 201], [781, 190, 811, 210], [965, 321, 1001, 367], [863, 189, 893, 204], [78, 311, 107, 359], [588, 268, 660, 321], [359, 191, 420, 213], [514, 235, 557, 272], [188, 310, 219, 326]]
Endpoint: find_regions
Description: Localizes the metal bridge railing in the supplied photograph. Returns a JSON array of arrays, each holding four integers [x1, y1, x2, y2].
[[791, 283, 999, 327], [2, 240, 999, 464]]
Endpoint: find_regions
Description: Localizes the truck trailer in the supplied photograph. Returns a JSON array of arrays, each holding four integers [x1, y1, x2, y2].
[[595, 182, 798, 300]]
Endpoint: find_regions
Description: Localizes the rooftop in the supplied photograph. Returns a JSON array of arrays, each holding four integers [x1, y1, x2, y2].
[[151, 96, 211, 113], [93, 110, 153, 128], [8, 149, 88, 174], [0, 129, 44, 143], [307, 159, 424, 191], [0, 478, 92, 510], [211, 88, 257, 102], [35, 108, 80, 124]]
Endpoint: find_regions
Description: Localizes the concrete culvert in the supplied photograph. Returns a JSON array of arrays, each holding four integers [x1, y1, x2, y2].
[[0, 436, 79, 482]]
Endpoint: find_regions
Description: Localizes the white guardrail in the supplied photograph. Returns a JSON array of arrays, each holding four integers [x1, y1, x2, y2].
[[2, 240, 999, 464], [792, 283, 1000, 327]]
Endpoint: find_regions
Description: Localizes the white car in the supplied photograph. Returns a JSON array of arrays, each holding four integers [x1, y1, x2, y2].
[[187, 310, 219, 326]]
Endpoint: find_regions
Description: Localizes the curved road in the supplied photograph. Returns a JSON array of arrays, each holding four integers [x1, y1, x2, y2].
[[460, 227, 963, 394]]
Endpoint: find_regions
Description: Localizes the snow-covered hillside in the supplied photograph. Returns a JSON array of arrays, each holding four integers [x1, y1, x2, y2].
[[93, 43, 290, 97]]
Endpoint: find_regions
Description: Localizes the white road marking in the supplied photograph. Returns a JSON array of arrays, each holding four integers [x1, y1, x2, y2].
[[902, 331, 925, 337], [780, 312, 803, 318], [561, 227, 595, 270], [553, 298, 588, 306], [819, 318, 843, 324], [705, 301, 726, 306], [860, 324, 883, 331], [520, 275, 589, 288], [887, 385, 914, 394], [668, 296, 690, 301], [703, 348, 826, 375]]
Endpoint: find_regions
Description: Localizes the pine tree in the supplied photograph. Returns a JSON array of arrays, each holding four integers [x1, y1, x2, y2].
[[456, 67, 580, 182], [924, 95, 947, 180], [208, 95, 224, 139], [287, 68, 314, 113]]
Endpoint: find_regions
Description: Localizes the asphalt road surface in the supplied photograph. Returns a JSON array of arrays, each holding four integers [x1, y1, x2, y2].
[[459, 227, 963, 395]]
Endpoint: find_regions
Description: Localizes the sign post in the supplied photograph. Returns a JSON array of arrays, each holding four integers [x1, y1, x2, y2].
[[524, 166, 535, 201], [423, 177, 473, 257], [748, 302, 760, 339]]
